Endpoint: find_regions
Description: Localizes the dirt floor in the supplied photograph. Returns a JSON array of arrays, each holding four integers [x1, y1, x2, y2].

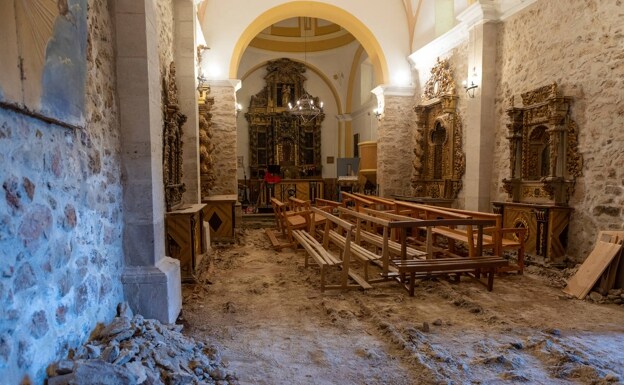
[[180, 223, 624, 385]]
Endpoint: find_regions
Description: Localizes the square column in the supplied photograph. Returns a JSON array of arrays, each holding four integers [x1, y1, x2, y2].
[[115, 0, 181, 323]]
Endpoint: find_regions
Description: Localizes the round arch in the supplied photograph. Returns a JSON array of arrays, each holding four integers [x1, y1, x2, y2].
[[229, 1, 389, 84], [240, 59, 343, 114]]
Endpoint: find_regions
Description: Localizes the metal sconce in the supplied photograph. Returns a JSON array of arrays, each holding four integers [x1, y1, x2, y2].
[[373, 108, 382, 121], [462, 67, 479, 98]]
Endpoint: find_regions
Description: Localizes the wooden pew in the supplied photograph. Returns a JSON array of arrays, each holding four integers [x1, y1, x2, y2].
[[434, 207, 526, 274], [340, 191, 374, 212], [266, 197, 310, 250], [290, 208, 372, 292], [391, 256, 509, 296], [392, 201, 482, 258], [353, 193, 397, 211]]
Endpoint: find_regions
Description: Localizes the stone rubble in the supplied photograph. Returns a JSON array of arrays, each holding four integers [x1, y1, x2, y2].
[[46, 303, 239, 385]]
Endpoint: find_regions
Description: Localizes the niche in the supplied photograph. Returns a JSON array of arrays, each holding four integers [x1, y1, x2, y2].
[[412, 58, 465, 200], [502, 82, 583, 205]]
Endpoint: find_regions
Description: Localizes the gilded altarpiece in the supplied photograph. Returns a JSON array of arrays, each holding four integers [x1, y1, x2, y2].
[[245, 58, 324, 179], [198, 83, 216, 199], [494, 83, 583, 261], [163, 62, 207, 280], [412, 58, 465, 200], [163, 62, 187, 211]]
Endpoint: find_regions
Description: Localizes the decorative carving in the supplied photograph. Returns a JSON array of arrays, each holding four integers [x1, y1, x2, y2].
[[163, 62, 187, 211], [421, 57, 456, 101], [503, 82, 583, 205], [411, 58, 464, 200], [245, 58, 324, 179], [198, 83, 216, 198]]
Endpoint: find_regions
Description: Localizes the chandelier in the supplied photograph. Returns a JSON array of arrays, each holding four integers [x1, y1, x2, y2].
[[288, 23, 323, 125], [288, 92, 323, 125]]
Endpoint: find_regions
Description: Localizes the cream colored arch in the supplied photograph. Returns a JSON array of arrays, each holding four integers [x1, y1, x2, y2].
[[240, 59, 343, 114], [229, 1, 389, 84]]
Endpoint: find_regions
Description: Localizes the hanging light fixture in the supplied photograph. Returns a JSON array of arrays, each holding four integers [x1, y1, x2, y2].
[[288, 19, 323, 125]]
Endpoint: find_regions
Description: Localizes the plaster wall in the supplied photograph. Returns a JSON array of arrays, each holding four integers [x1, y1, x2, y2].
[[492, 0, 624, 261], [199, 0, 411, 85]]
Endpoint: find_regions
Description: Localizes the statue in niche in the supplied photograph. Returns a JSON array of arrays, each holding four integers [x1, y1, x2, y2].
[[411, 57, 465, 200], [281, 84, 292, 107]]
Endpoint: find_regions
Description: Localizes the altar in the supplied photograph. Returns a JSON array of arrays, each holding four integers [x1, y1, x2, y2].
[[247, 178, 324, 211]]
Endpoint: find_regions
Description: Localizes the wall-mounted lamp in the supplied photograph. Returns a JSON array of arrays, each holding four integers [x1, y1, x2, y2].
[[462, 67, 479, 98], [235, 103, 242, 117], [373, 108, 383, 121]]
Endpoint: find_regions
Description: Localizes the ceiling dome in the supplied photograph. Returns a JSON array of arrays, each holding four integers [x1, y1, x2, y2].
[[249, 17, 355, 52]]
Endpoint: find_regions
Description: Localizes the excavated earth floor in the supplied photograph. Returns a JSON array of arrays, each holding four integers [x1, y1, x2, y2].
[[180, 222, 624, 385]]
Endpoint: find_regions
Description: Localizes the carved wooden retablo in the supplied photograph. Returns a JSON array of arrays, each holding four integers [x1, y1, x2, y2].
[[245, 58, 324, 179], [502, 82, 582, 205], [412, 58, 465, 199], [163, 62, 187, 211], [198, 82, 216, 198]]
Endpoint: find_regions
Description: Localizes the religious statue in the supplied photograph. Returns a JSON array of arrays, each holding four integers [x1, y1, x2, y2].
[[281, 85, 291, 107]]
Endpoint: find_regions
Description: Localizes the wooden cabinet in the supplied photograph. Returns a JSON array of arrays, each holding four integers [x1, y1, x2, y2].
[[165, 204, 207, 281], [492, 201, 572, 262], [202, 195, 237, 242]]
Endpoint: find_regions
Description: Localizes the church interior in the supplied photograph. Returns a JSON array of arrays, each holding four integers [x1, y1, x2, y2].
[[1, 0, 623, 383]]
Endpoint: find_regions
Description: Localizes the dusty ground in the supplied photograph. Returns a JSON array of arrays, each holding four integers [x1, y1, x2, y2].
[[180, 224, 624, 385]]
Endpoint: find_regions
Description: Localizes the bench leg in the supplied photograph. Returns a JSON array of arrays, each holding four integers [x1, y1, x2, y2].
[[517, 246, 525, 275], [409, 272, 415, 296], [487, 270, 494, 291]]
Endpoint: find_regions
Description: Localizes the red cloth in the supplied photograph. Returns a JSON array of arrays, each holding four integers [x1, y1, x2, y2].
[[264, 172, 281, 184]]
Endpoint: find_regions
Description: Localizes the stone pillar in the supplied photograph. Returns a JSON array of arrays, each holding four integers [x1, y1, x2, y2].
[[373, 85, 416, 197], [462, 19, 498, 211], [174, 0, 200, 204], [114, 0, 181, 323], [206, 80, 240, 195]]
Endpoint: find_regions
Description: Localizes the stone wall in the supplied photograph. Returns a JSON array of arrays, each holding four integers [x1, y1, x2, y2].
[[157, 0, 175, 82], [493, 0, 624, 260], [207, 84, 238, 196], [0, 0, 124, 383], [377, 95, 416, 197]]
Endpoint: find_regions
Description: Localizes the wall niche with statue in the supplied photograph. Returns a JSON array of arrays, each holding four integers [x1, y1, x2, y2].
[[494, 82, 583, 262], [411, 58, 465, 204], [245, 58, 324, 180]]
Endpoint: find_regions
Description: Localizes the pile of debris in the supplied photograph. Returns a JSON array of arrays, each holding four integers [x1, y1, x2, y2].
[[47, 303, 238, 385]]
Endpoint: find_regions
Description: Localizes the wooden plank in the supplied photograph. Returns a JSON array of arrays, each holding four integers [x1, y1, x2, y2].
[[596, 231, 624, 292], [563, 241, 623, 299]]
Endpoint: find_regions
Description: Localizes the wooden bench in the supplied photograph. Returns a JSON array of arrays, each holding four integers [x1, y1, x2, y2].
[[340, 191, 375, 212], [353, 193, 397, 211], [337, 207, 427, 278], [291, 207, 372, 292], [288, 196, 328, 231], [392, 201, 481, 257], [266, 197, 310, 250], [436, 207, 526, 274], [391, 256, 510, 296]]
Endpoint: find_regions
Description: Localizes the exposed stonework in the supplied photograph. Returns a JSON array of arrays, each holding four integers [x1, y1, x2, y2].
[[377, 95, 416, 197], [493, 0, 624, 261], [206, 84, 238, 196], [0, 1, 124, 383], [157, 0, 175, 83]]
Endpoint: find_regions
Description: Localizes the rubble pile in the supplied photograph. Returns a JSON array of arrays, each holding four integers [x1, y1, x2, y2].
[[46, 303, 238, 385]]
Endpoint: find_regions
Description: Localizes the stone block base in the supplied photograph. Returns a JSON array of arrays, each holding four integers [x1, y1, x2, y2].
[[121, 257, 182, 323]]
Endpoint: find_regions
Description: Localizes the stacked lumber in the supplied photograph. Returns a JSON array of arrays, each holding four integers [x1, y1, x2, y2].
[[563, 231, 624, 299]]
